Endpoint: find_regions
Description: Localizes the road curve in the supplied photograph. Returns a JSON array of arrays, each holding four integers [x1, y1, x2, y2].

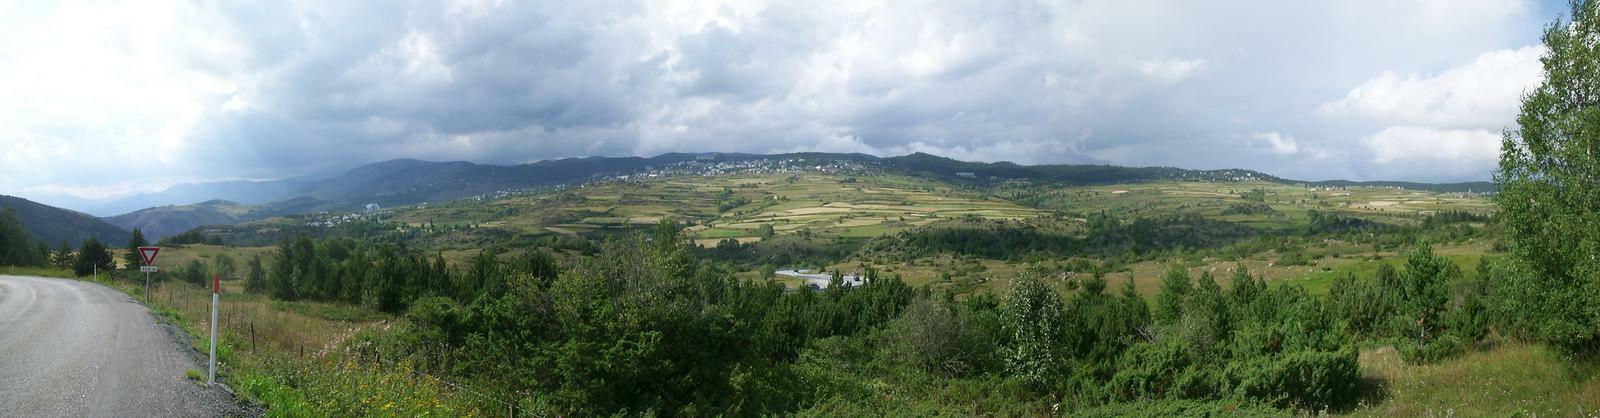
[[0, 275, 252, 417], [773, 269, 865, 289]]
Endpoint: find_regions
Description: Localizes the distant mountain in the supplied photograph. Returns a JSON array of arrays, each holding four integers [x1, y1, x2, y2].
[[0, 195, 131, 247], [1296, 180, 1497, 194], [104, 197, 340, 241], [883, 152, 1281, 184], [286, 152, 890, 206], [86, 179, 311, 217], [91, 151, 1500, 239], [104, 200, 251, 242], [881, 153, 1499, 192], [290, 156, 689, 205]]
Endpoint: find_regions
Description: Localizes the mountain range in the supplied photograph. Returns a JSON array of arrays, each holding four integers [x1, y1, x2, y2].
[[6, 152, 1498, 244], [0, 195, 132, 247]]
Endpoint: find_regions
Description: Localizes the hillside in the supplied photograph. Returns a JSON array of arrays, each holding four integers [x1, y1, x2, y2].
[[289, 156, 689, 205], [104, 197, 341, 241], [302, 152, 1493, 206], [104, 200, 251, 241], [884, 152, 1281, 184], [97, 152, 1501, 240], [85, 179, 312, 217], [1299, 179, 1497, 194], [0, 195, 131, 246]]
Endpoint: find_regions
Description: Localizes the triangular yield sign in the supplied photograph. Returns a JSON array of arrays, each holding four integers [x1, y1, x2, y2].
[[138, 247, 160, 266]]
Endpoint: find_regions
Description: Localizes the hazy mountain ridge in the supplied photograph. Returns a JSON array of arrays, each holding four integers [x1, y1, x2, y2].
[[102, 197, 345, 242], [884, 152, 1284, 184], [0, 195, 132, 246], [1298, 180, 1496, 194], [104, 200, 250, 241], [94, 152, 1498, 239], [84, 179, 312, 217]]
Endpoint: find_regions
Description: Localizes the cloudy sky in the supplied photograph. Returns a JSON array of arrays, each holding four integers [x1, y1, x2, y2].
[[0, 0, 1567, 202]]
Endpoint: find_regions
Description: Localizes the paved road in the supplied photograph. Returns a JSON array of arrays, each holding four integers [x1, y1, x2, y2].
[[0, 275, 252, 417], [774, 269, 865, 289]]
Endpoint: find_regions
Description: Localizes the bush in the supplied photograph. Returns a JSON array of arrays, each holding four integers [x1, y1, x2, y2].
[[886, 296, 999, 377], [1072, 399, 1284, 417], [180, 259, 207, 287], [1001, 273, 1068, 388], [1275, 251, 1312, 267], [1227, 347, 1359, 409], [1397, 335, 1465, 364]]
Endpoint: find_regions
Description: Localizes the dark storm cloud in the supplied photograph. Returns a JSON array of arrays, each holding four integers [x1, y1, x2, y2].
[[0, 0, 1569, 200]]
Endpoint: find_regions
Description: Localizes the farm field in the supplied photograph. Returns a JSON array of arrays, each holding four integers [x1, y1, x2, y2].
[[388, 173, 1048, 247], [250, 172, 1502, 299], [1013, 180, 1494, 232], [189, 172, 1502, 304]]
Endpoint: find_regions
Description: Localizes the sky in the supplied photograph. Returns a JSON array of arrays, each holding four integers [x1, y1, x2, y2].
[[0, 0, 1570, 203]]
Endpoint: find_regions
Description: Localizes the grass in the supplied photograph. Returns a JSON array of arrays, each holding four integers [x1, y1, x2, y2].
[[230, 355, 480, 417], [0, 265, 75, 278], [267, 299, 389, 322], [1021, 181, 1494, 232], [110, 245, 277, 272], [1344, 342, 1600, 416]]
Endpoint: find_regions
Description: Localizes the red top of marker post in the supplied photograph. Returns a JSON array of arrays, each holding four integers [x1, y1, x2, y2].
[[212, 273, 220, 294]]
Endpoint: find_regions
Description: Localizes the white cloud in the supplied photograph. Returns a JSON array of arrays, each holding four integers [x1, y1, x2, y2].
[[1250, 132, 1301, 155], [1320, 42, 1543, 181], [1138, 57, 1205, 83], [1362, 126, 1500, 165], [1248, 131, 1342, 160], [1320, 45, 1544, 130]]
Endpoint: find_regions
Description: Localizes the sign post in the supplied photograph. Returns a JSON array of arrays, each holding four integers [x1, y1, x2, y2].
[[209, 273, 219, 385], [138, 247, 160, 299]]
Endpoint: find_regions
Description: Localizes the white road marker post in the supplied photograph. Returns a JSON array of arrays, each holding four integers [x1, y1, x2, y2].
[[208, 272, 219, 385]]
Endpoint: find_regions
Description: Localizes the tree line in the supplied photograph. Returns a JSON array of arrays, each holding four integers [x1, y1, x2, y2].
[[238, 218, 1501, 415]]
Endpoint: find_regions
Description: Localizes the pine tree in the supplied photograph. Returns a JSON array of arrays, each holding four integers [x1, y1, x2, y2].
[[124, 228, 149, 270], [51, 241, 74, 269], [1155, 265, 1191, 325], [245, 255, 266, 294], [73, 238, 113, 277]]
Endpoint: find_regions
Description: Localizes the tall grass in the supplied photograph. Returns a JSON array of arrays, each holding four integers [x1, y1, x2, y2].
[[1345, 342, 1600, 416], [139, 280, 492, 415]]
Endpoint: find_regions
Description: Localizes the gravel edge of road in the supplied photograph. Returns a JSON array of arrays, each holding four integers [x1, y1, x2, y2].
[[132, 291, 267, 418]]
